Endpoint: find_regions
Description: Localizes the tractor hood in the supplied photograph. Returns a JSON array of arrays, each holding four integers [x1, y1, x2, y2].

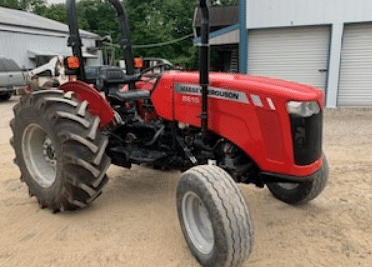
[[160, 71, 325, 110], [150, 70, 325, 177]]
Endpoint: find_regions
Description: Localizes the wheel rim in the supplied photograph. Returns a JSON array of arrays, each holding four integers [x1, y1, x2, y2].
[[181, 191, 214, 255], [277, 182, 299, 190], [22, 124, 57, 188]]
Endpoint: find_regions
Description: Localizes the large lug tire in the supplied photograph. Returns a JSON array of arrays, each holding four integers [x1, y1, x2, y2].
[[176, 165, 254, 267], [10, 89, 111, 212], [267, 155, 329, 205]]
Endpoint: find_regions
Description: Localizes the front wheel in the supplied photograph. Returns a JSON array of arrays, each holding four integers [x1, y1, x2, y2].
[[176, 165, 253, 267], [10, 90, 111, 212], [267, 155, 329, 205]]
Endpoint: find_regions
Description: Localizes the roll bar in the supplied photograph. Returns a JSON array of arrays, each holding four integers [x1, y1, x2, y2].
[[66, 0, 86, 81], [66, 0, 210, 117], [66, 0, 135, 81]]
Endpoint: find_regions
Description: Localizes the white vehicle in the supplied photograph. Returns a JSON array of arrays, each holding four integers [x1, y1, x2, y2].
[[27, 56, 69, 90]]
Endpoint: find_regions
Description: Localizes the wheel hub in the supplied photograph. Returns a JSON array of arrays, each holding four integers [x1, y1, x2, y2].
[[43, 138, 56, 166], [181, 191, 214, 255], [22, 124, 57, 188], [277, 182, 300, 190]]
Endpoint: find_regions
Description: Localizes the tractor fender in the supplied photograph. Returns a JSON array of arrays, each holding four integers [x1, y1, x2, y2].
[[59, 81, 115, 128]]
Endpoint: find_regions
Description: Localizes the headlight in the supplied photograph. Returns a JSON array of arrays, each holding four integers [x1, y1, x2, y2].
[[286, 101, 320, 117]]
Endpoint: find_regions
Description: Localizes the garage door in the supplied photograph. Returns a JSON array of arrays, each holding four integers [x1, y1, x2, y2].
[[338, 23, 372, 106], [247, 26, 330, 91]]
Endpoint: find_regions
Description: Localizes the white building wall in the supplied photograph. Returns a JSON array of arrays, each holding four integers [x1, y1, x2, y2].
[[0, 29, 98, 70], [0, 31, 65, 69], [247, 0, 372, 28], [245, 0, 372, 107]]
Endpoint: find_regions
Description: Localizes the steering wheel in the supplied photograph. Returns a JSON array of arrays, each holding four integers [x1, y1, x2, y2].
[[139, 63, 177, 79]]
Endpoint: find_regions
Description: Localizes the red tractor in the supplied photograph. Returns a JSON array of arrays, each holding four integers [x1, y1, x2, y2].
[[10, 0, 328, 266]]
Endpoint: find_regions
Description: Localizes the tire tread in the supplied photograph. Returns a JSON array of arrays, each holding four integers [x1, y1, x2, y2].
[[10, 90, 110, 212], [178, 165, 253, 267]]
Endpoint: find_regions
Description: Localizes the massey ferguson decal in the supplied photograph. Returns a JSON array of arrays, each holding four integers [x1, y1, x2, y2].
[[175, 84, 249, 104]]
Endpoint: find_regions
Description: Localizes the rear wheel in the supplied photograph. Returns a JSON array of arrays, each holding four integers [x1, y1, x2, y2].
[[176, 165, 253, 267], [10, 89, 111, 212], [267, 155, 329, 205]]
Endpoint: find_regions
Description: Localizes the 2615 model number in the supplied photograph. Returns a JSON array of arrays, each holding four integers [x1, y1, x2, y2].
[[182, 95, 200, 104]]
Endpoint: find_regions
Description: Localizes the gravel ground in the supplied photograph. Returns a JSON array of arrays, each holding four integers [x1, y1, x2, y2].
[[0, 96, 371, 267]]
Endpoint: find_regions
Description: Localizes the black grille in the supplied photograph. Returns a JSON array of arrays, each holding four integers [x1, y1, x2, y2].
[[290, 112, 322, 165]]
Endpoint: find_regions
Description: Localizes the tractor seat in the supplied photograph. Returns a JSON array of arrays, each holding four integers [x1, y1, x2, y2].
[[91, 66, 140, 92], [108, 89, 150, 103]]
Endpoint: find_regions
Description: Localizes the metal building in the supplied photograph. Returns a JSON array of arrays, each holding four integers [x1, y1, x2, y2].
[[193, 5, 240, 72], [0, 6, 101, 70], [196, 0, 372, 107]]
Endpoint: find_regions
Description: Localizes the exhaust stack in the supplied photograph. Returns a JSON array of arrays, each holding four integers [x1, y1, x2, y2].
[[199, 0, 210, 137]]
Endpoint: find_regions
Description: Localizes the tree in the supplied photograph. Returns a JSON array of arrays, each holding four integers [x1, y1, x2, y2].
[[76, 0, 119, 39], [37, 4, 67, 23], [122, 0, 197, 68], [0, 0, 47, 12]]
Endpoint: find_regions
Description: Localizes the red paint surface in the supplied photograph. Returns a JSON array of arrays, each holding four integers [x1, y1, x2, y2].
[[60, 81, 115, 128], [150, 71, 324, 177]]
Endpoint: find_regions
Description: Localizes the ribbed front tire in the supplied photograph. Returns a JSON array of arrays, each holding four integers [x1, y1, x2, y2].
[[176, 165, 254, 267], [10, 89, 111, 212], [267, 155, 329, 205]]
